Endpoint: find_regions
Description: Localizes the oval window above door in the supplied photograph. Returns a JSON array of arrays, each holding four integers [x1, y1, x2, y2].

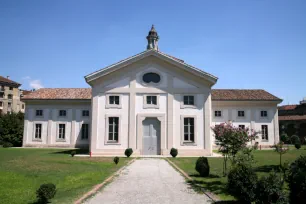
[[142, 72, 161, 84]]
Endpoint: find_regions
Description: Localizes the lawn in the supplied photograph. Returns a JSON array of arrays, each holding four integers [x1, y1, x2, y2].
[[0, 148, 131, 204], [169, 146, 306, 201]]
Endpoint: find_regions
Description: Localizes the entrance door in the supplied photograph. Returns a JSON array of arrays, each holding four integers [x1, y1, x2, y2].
[[142, 118, 161, 155]]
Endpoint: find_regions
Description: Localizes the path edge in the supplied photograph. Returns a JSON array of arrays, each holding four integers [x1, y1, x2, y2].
[[74, 158, 136, 204], [165, 158, 221, 202]]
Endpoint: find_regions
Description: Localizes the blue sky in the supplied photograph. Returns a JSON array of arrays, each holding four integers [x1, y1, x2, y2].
[[0, 0, 305, 105]]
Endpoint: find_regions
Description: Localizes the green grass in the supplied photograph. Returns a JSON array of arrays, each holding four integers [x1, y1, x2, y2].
[[0, 148, 131, 204], [170, 147, 306, 201]]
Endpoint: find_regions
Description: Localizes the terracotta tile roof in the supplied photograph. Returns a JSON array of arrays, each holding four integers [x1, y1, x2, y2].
[[22, 88, 91, 100], [279, 115, 306, 121], [0, 75, 21, 87], [22, 88, 281, 102], [211, 89, 282, 101], [278, 105, 298, 110]]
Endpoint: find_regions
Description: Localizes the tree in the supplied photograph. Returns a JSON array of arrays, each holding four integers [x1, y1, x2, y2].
[[0, 112, 24, 147], [272, 142, 289, 181], [212, 123, 257, 176]]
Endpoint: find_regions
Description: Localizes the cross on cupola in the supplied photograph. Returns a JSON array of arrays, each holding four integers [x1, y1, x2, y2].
[[146, 25, 159, 50]]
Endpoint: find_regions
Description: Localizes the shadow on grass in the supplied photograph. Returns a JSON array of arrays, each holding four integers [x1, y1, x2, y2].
[[50, 148, 89, 155], [254, 165, 280, 173], [190, 173, 221, 178]]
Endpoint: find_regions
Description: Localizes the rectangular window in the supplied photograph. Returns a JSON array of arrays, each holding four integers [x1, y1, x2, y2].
[[238, 111, 245, 117], [59, 110, 66, 117], [0, 102, 2, 107], [9, 87, 13, 90], [8, 94, 13, 99], [35, 124, 42, 139], [22, 104, 25, 109], [58, 124, 66, 139], [261, 111, 268, 117], [215, 110, 222, 117], [239, 125, 245, 129], [81, 124, 89, 139], [261, 125, 268, 140], [0, 93, 3, 98], [36, 110, 43, 116], [8, 102, 11, 108], [109, 96, 120, 105], [108, 117, 119, 142], [82, 110, 90, 117], [183, 96, 194, 105], [146, 96, 157, 105], [183, 118, 195, 142]]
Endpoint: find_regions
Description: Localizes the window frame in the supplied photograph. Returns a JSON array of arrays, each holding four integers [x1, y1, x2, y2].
[[141, 71, 163, 86], [59, 110, 67, 117], [81, 123, 90, 140], [261, 125, 269, 141], [214, 110, 222, 117], [7, 94, 13, 100], [33, 123, 42, 141], [105, 94, 122, 109], [238, 125, 245, 129], [238, 110, 245, 118], [35, 109, 43, 117], [180, 115, 197, 145], [82, 110, 90, 117], [143, 94, 159, 109], [105, 115, 121, 145], [180, 95, 197, 109], [260, 110, 268, 118], [57, 123, 66, 141]]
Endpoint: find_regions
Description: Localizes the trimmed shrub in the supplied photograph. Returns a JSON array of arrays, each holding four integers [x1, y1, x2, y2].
[[124, 148, 133, 157], [2, 142, 13, 148], [290, 135, 300, 144], [227, 164, 258, 203], [170, 148, 178, 158], [295, 139, 301, 149], [70, 150, 76, 157], [195, 157, 210, 177], [280, 133, 290, 144], [113, 156, 119, 165], [287, 155, 306, 203], [0, 112, 24, 147], [36, 183, 56, 203], [255, 172, 287, 204]]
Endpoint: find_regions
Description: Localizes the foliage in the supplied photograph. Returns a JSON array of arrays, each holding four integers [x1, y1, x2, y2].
[[286, 125, 296, 137], [70, 150, 76, 157], [2, 142, 13, 148], [170, 148, 178, 158], [272, 142, 289, 180], [290, 135, 300, 144], [124, 148, 133, 158], [227, 164, 258, 203], [280, 133, 290, 144], [36, 183, 56, 203], [295, 140, 301, 149], [255, 171, 288, 204], [212, 123, 258, 175], [195, 157, 210, 177], [232, 147, 255, 168], [0, 112, 24, 147], [287, 155, 306, 204], [113, 156, 119, 165]]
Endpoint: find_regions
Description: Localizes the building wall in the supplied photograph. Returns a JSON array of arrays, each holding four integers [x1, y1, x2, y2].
[[23, 102, 91, 148], [0, 85, 25, 114], [211, 101, 280, 147]]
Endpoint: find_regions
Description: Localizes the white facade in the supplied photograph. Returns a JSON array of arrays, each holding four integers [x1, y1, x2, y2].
[[22, 48, 281, 156]]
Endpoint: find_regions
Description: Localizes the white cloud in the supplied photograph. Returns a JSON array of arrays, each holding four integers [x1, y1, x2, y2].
[[29, 79, 44, 89], [22, 76, 44, 90]]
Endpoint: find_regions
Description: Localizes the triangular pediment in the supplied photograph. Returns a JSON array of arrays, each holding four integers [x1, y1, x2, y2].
[[85, 49, 218, 86]]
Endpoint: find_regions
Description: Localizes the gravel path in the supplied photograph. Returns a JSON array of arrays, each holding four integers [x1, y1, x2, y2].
[[84, 159, 211, 204]]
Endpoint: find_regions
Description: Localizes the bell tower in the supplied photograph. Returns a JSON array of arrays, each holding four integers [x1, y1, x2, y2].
[[146, 25, 159, 50]]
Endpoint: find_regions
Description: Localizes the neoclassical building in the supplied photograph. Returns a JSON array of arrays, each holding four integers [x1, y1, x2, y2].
[[22, 26, 282, 156]]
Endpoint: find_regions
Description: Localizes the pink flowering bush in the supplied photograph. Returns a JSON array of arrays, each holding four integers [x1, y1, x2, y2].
[[212, 123, 258, 176]]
